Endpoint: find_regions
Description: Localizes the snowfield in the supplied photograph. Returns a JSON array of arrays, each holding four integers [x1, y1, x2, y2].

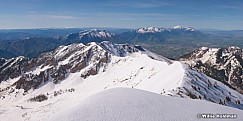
[[49, 88, 243, 121]]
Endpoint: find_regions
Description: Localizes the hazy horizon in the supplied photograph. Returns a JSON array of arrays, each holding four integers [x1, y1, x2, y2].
[[0, 26, 243, 31]]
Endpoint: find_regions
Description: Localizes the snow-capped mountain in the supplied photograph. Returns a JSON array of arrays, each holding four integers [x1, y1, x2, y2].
[[136, 27, 166, 33], [136, 26, 196, 34], [118, 26, 200, 44], [173, 25, 183, 29], [65, 29, 117, 44], [0, 27, 201, 59], [171, 25, 196, 31], [78, 29, 114, 38], [180, 46, 243, 94], [0, 42, 243, 121]]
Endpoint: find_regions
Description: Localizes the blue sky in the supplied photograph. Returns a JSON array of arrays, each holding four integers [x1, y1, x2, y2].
[[0, 0, 243, 30]]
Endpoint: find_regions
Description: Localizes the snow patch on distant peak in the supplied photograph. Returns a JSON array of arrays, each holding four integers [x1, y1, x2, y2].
[[78, 29, 114, 38], [136, 26, 196, 33], [185, 27, 195, 31], [136, 27, 165, 33], [173, 25, 182, 29], [228, 46, 241, 50], [172, 26, 196, 31], [200, 47, 209, 50]]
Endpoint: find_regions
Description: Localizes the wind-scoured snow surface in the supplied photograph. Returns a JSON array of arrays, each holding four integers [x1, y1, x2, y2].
[[49, 88, 243, 121], [0, 41, 243, 121]]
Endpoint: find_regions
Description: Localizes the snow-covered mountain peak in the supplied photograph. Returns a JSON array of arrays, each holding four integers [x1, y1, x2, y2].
[[185, 26, 196, 31], [0, 41, 162, 84], [136, 27, 165, 33], [79, 29, 114, 38], [227, 46, 242, 52], [171, 26, 196, 31], [200, 46, 209, 50], [136, 26, 196, 34], [65, 29, 117, 44], [173, 25, 182, 29]]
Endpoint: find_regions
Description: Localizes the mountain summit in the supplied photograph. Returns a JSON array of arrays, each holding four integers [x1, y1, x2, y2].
[[65, 29, 116, 44], [136, 27, 165, 33], [78, 29, 114, 38], [172, 25, 196, 31]]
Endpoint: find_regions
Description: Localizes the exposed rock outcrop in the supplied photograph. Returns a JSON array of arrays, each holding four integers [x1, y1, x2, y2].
[[180, 46, 243, 94], [0, 41, 140, 91]]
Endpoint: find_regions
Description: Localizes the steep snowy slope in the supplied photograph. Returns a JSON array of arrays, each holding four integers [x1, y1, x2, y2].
[[0, 41, 243, 121], [180, 46, 243, 94], [49, 88, 243, 121]]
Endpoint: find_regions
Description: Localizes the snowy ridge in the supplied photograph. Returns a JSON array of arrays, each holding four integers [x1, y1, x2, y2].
[[0, 56, 25, 71], [64, 29, 116, 44], [172, 25, 195, 31], [136, 27, 165, 33], [180, 46, 243, 94], [136, 26, 196, 34], [78, 29, 114, 38], [0, 56, 27, 82], [49, 88, 243, 121], [0, 41, 243, 121], [173, 25, 183, 29]]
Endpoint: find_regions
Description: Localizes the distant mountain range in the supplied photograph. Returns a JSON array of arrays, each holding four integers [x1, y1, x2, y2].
[[0, 26, 243, 59], [0, 28, 131, 40], [64, 29, 119, 44], [120, 26, 200, 44], [0, 26, 202, 59]]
